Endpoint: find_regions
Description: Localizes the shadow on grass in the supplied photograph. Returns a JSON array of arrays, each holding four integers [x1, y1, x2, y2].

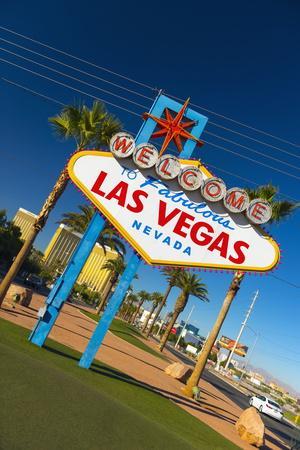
[[43, 343, 237, 427], [42, 343, 291, 449], [102, 343, 165, 372]]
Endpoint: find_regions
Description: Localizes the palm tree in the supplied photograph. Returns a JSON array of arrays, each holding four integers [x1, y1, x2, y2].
[[60, 204, 126, 256], [146, 268, 182, 337], [130, 290, 150, 325], [142, 292, 164, 333], [122, 292, 138, 320], [159, 272, 208, 352], [0, 101, 121, 306], [183, 184, 297, 397], [96, 256, 125, 314]]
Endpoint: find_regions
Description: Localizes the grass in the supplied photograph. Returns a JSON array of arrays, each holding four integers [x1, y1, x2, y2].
[[284, 410, 300, 424], [81, 310, 169, 361], [0, 318, 239, 450]]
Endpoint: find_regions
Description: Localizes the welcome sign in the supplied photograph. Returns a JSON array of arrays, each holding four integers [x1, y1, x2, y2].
[[68, 151, 279, 272]]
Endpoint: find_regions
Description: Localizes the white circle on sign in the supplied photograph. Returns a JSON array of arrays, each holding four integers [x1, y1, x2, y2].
[[246, 199, 272, 224], [133, 143, 158, 169], [110, 132, 135, 158], [201, 177, 226, 202], [224, 187, 249, 213], [155, 154, 181, 180], [178, 166, 203, 191]]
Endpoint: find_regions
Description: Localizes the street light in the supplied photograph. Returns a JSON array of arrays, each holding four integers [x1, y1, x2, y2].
[[238, 325, 260, 385]]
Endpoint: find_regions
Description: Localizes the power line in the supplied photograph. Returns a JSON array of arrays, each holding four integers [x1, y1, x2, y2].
[[1, 38, 299, 164], [0, 46, 149, 109], [0, 57, 141, 117], [2, 44, 299, 171], [259, 335, 300, 355], [0, 36, 154, 102], [202, 138, 300, 181], [1, 68, 300, 185], [0, 24, 299, 150], [2, 77, 65, 106], [270, 274, 300, 289], [203, 129, 300, 172], [1, 54, 299, 183], [167, 92, 300, 149], [206, 121, 300, 160], [0, 25, 155, 92]]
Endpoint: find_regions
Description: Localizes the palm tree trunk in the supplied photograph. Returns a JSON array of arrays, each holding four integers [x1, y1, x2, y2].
[[0, 168, 69, 306], [182, 271, 245, 397], [96, 273, 119, 314], [130, 300, 143, 324], [142, 303, 156, 333], [123, 298, 134, 319], [158, 309, 181, 352], [146, 284, 171, 337]]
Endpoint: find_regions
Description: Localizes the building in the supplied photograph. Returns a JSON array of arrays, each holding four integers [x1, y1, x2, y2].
[[180, 320, 199, 336], [44, 224, 118, 293], [269, 382, 286, 395], [139, 309, 156, 326], [248, 372, 265, 383], [13, 208, 38, 240]]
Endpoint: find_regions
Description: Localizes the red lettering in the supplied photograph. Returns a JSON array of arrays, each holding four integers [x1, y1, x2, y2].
[[106, 181, 128, 206], [137, 147, 154, 164], [208, 232, 229, 258], [160, 159, 171, 177], [251, 203, 266, 220], [114, 137, 133, 153], [91, 171, 107, 197], [173, 212, 195, 237], [127, 190, 148, 213], [182, 170, 196, 187], [205, 181, 221, 197], [226, 192, 245, 209], [229, 241, 249, 264], [158, 201, 181, 226], [190, 222, 214, 246]]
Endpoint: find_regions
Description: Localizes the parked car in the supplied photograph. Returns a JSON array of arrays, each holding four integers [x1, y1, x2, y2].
[[24, 274, 43, 291], [249, 395, 283, 421]]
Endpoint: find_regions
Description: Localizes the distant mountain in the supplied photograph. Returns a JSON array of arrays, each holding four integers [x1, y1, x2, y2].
[[247, 364, 300, 398]]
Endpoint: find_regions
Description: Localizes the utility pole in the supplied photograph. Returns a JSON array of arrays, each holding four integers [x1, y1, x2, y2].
[[225, 290, 259, 371], [175, 305, 195, 349]]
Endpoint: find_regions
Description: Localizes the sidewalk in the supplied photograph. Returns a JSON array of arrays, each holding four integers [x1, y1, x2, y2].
[[0, 294, 288, 450]]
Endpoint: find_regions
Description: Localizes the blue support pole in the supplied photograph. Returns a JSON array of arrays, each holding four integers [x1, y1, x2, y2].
[[29, 212, 106, 346], [79, 252, 141, 369]]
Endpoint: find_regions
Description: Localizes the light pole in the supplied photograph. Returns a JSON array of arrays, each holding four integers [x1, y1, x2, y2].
[[225, 290, 259, 371], [238, 326, 260, 385], [175, 305, 195, 349]]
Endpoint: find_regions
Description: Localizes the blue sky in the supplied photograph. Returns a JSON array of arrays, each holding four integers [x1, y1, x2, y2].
[[1, 1, 300, 393]]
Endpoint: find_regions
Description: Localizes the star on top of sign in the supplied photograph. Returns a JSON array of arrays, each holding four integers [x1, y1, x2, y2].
[[143, 98, 204, 156]]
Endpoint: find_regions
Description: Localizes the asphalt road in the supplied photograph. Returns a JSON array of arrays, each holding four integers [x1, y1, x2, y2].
[[166, 345, 300, 449]]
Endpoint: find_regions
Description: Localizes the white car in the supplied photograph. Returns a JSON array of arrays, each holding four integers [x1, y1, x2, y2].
[[249, 394, 283, 421]]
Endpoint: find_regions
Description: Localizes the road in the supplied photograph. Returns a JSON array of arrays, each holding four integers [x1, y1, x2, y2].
[[167, 344, 300, 449]]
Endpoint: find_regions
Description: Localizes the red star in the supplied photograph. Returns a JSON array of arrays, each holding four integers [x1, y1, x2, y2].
[[143, 98, 204, 156]]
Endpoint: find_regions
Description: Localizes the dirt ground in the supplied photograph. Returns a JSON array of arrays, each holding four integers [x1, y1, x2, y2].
[[0, 293, 288, 450]]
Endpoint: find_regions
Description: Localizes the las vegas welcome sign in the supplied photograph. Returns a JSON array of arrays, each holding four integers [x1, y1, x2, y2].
[[68, 137, 280, 273]]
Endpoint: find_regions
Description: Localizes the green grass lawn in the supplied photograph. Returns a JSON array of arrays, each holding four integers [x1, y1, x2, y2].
[[284, 410, 299, 424], [81, 310, 169, 361], [0, 319, 239, 450]]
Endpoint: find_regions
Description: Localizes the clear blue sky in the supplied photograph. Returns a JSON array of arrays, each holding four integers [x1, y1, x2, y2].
[[1, 1, 300, 393]]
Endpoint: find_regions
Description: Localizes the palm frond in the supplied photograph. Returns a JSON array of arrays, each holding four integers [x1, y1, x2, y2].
[[246, 184, 298, 224]]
